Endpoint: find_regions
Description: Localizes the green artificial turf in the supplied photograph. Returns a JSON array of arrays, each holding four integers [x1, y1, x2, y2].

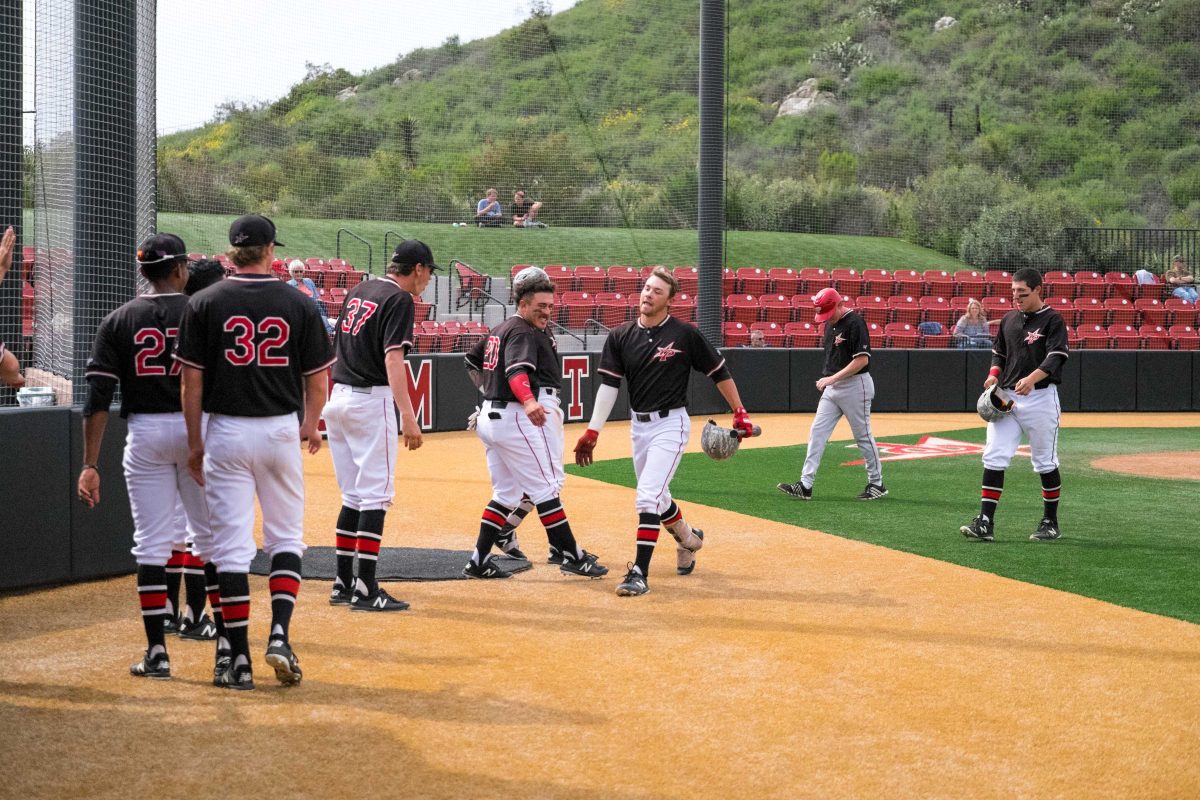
[[567, 427, 1200, 624]]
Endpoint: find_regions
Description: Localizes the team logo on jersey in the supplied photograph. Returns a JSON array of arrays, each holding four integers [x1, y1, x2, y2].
[[842, 435, 1030, 465], [1024, 329, 1044, 344], [652, 341, 681, 362], [834, 333, 846, 346]]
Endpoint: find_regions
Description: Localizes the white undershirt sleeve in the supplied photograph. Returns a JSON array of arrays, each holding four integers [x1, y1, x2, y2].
[[586, 383, 619, 433]]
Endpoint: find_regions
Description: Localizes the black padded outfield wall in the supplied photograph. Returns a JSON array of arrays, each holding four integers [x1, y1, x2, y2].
[[1, 349, 1195, 590]]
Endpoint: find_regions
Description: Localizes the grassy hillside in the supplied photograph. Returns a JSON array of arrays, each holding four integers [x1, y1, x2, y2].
[[158, 0, 1200, 271]]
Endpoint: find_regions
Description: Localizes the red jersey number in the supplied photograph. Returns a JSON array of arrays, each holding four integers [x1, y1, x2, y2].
[[134, 328, 181, 377], [339, 298, 378, 336], [223, 316, 291, 366], [482, 335, 501, 371]]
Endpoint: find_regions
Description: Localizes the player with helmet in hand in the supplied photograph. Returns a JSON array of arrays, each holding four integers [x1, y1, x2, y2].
[[77, 233, 221, 681], [574, 267, 755, 596], [777, 288, 886, 502], [175, 215, 334, 691], [462, 266, 609, 581], [961, 267, 1069, 543], [323, 240, 435, 612]]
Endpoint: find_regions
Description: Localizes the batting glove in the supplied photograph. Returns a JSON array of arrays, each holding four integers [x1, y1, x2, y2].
[[732, 406, 755, 437], [574, 429, 599, 467], [466, 404, 481, 431]]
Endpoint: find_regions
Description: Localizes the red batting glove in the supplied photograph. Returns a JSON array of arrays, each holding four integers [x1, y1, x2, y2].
[[732, 406, 754, 437], [574, 429, 599, 467]]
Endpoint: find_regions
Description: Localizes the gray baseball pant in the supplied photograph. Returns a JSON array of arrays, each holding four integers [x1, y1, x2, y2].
[[801, 373, 883, 488]]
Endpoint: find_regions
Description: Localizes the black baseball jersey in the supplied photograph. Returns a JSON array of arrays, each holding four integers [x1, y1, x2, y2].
[[331, 276, 415, 387], [85, 293, 191, 418], [174, 274, 334, 416], [992, 305, 1069, 389], [598, 315, 731, 412], [464, 314, 560, 401], [821, 310, 872, 377]]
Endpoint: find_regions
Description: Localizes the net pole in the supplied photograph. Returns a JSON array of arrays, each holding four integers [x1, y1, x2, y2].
[[697, 0, 725, 346], [0, 1, 20, 407]]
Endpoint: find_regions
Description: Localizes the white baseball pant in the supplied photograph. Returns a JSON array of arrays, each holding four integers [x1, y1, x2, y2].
[[983, 384, 1061, 473], [475, 388, 564, 508], [323, 383, 398, 511], [802, 373, 883, 487], [630, 407, 690, 515]]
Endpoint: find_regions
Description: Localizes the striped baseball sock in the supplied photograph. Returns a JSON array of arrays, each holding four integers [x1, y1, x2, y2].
[[661, 501, 700, 550], [504, 495, 535, 530], [1040, 468, 1061, 523], [217, 572, 251, 662], [181, 547, 208, 624], [334, 505, 359, 591], [269, 552, 303, 644], [137, 564, 169, 651], [980, 468, 1005, 523], [204, 563, 229, 651], [355, 509, 386, 595], [473, 500, 513, 565], [634, 512, 660, 576], [165, 549, 186, 621], [536, 498, 582, 560]]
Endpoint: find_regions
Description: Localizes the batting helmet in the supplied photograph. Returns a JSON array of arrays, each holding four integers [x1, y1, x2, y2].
[[700, 419, 742, 460], [513, 266, 553, 300], [812, 287, 843, 323], [976, 384, 1015, 422]]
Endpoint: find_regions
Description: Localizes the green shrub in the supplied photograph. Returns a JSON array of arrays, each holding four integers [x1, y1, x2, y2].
[[907, 165, 1023, 257], [959, 190, 1091, 271], [1167, 165, 1200, 209]]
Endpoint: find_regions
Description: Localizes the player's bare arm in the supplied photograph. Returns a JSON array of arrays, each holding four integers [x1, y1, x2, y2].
[[386, 349, 422, 450], [1014, 368, 1049, 396], [300, 370, 328, 455], [0, 225, 15, 283], [77, 409, 107, 508], [0, 347, 23, 388], [816, 354, 868, 391], [180, 365, 205, 486]]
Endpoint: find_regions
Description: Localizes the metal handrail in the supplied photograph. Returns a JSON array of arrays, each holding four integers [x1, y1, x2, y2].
[[582, 318, 611, 349], [450, 259, 493, 311], [383, 229, 410, 257], [335, 228, 373, 275], [462, 285, 511, 324], [548, 319, 587, 348]]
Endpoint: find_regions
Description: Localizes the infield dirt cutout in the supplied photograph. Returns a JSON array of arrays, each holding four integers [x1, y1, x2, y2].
[[1091, 450, 1200, 480]]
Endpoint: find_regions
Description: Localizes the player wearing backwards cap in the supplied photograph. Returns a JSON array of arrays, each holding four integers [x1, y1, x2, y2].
[[574, 267, 755, 597], [324, 240, 434, 611], [960, 267, 1068, 543], [462, 267, 610, 580], [76, 233, 220, 680], [777, 287, 886, 501], [175, 215, 334, 690]]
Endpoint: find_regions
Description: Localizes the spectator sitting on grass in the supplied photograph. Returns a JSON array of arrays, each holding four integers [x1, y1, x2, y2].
[[1166, 255, 1197, 303], [511, 190, 546, 228], [953, 298, 991, 348], [475, 188, 502, 227]]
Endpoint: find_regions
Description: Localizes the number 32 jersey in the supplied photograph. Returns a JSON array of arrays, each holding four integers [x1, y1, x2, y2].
[[174, 274, 334, 416], [85, 293, 191, 418]]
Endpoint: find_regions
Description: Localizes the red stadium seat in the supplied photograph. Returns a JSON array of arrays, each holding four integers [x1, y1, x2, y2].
[[1164, 298, 1200, 327], [1104, 271, 1136, 301], [797, 267, 831, 293], [982, 297, 1012, 318], [723, 321, 750, 347], [559, 291, 595, 328], [861, 269, 893, 297], [831, 268, 863, 300], [607, 266, 641, 295], [326, 288, 347, 319], [768, 268, 800, 296], [413, 330, 441, 354], [413, 301, 434, 322], [854, 295, 890, 326], [1170, 325, 1200, 350], [1139, 324, 1171, 350], [724, 294, 760, 323], [984, 270, 1012, 297], [918, 296, 954, 327], [450, 331, 485, 353], [954, 270, 986, 298], [884, 322, 919, 349], [1108, 324, 1140, 349], [574, 266, 606, 293], [893, 269, 923, 297], [1134, 298, 1168, 326], [1042, 271, 1077, 300], [737, 268, 770, 296], [790, 294, 816, 323], [784, 322, 820, 348], [1104, 298, 1137, 326], [1075, 271, 1106, 300], [543, 265, 573, 290], [673, 266, 699, 295], [722, 268, 737, 295], [1046, 296, 1075, 326], [923, 270, 954, 299], [886, 295, 921, 326], [304, 257, 325, 269], [672, 293, 697, 323], [595, 293, 629, 327], [922, 333, 954, 349], [759, 294, 793, 324], [750, 321, 787, 347], [1078, 324, 1110, 350], [1074, 298, 1106, 327], [345, 271, 367, 288]]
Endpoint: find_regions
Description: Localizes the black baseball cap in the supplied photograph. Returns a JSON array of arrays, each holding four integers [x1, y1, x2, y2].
[[391, 239, 440, 271], [228, 214, 284, 247], [136, 233, 188, 265]]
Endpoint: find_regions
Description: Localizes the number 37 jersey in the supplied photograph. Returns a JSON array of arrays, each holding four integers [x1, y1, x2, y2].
[[85, 293, 191, 418], [174, 274, 334, 416]]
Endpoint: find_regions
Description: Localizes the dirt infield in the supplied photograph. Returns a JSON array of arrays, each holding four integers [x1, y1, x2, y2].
[[2, 411, 1199, 799], [1091, 450, 1200, 481]]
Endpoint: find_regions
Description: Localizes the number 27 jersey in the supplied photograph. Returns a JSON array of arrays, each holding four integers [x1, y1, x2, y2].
[[85, 293, 191, 418]]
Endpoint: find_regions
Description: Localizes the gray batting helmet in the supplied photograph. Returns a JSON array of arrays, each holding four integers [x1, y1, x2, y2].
[[513, 266, 551, 295], [976, 385, 1015, 422], [700, 419, 742, 460]]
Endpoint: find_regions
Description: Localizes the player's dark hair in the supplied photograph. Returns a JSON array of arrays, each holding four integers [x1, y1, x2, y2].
[[227, 244, 271, 268], [1012, 267, 1042, 290], [186, 259, 225, 295], [386, 260, 416, 277], [139, 257, 184, 283], [515, 278, 555, 305], [649, 266, 679, 298]]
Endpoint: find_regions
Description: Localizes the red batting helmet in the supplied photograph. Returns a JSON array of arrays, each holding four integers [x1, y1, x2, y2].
[[812, 287, 844, 323]]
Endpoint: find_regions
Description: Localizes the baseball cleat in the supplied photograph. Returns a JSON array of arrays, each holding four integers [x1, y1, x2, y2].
[[500, 546, 528, 560], [350, 587, 410, 612], [214, 649, 232, 681], [960, 515, 995, 542], [676, 529, 704, 576], [616, 565, 649, 597], [213, 663, 255, 691], [559, 550, 609, 578], [265, 640, 303, 686], [856, 483, 888, 500], [546, 546, 566, 565], [179, 613, 218, 641], [129, 650, 171, 680], [1030, 519, 1062, 541], [462, 555, 513, 580], [162, 614, 181, 636], [777, 481, 812, 500], [329, 582, 352, 606]]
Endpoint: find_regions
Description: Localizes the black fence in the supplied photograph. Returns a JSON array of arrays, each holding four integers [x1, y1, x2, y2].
[[1065, 228, 1200, 276]]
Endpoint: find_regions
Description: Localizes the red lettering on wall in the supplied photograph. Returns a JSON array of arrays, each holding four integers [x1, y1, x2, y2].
[[406, 358, 434, 430], [561, 356, 590, 421]]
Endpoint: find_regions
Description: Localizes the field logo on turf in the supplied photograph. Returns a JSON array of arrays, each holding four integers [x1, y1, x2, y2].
[[842, 435, 1029, 465]]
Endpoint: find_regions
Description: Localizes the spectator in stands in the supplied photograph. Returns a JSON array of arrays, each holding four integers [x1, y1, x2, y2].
[[0, 225, 23, 388], [475, 188, 502, 227], [748, 329, 767, 348], [287, 260, 334, 334], [953, 298, 991, 349], [1166, 255, 1197, 303], [511, 190, 546, 228]]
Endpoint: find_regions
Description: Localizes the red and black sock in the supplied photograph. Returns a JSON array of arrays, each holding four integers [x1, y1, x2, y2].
[[355, 509, 386, 594], [181, 547, 207, 624], [661, 502, 683, 528], [1040, 468, 1061, 523], [634, 512, 660, 576], [980, 468, 1005, 522], [137, 564, 169, 651], [203, 562, 228, 646], [217, 572, 251, 662], [269, 552, 302, 643], [505, 495, 535, 528], [474, 501, 512, 564], [537, 498, 581, 560], [165, 549, 186, 620], [334, 505, 359, 590]]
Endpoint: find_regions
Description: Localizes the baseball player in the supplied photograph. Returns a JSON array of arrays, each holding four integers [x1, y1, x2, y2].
[[175, 214, 333, 691], [76, 233, 220, 680], [324, 240, 434, 612], [0, 226, 23, 389], [776, 288, 887, 501], [463, 268, 609, 580], [573, 267, 755, 597], [961, 267, 1068, 543]]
